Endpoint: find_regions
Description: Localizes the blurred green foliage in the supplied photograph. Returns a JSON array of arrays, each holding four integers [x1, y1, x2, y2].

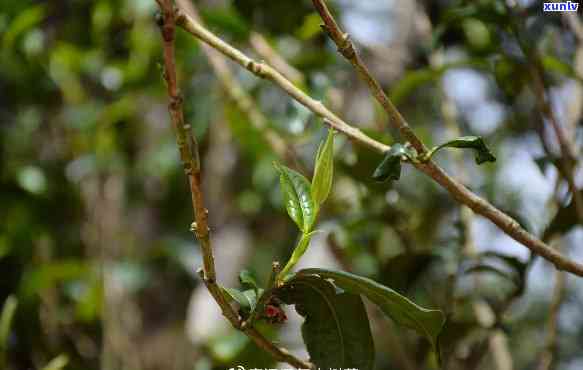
[[0, 0, 582, 369]]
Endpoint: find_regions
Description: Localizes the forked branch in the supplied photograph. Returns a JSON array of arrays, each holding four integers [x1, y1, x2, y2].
[[174, 7, 583, 277]]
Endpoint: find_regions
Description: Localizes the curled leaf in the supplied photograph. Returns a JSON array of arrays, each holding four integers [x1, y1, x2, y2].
[[428, 136, 496, 165], [274, 163, 316, 232], [311, 129, 335, 207], [372, 144, 414, 182]]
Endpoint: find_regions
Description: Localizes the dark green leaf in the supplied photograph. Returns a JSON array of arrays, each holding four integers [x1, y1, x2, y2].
[[372, 144, 414, 182], [430, 136, 496, 165], [277, 275, 375, 370], [274, 162, 316, 232], [464, 252, 528, 296], [543, 192, 583, 240], [379, 253, 437, 293], [297, 268, 445, 362], [464, 265, 516, 282], [479, 252, 527, 279], [311, 129, 335, 207]]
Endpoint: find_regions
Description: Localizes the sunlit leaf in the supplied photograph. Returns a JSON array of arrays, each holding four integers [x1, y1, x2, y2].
[[277, 274, 375, 370], [311, 129, 334, 207], [20, 260, 91, 298], [41, 354, 69, 370], [2, 5, 46, 51], [297, 268, 445, 363], [274, 163, 316, 232], [0, 295, 18, 352]]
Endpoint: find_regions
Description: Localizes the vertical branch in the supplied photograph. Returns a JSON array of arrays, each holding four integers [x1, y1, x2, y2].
[[538, 253, 566, 370], [156, 0, 215, 281], [155, 2, 312, 368]]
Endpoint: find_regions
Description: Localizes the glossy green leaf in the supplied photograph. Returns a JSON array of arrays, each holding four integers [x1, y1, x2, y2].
[[297, 268, 445, 362], [274, 162, 316, 232], [0, 296, 18, 352], [429, 136, 496, 165], [311, 129, 335, 207], [372, 144, 414, 182], [277, 274, 375, 370]]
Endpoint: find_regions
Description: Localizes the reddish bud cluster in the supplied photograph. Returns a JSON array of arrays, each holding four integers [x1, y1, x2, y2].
[[263, 301, 287, 324]]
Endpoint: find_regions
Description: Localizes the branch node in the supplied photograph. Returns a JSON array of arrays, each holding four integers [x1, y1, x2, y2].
[[246, 60, 267, 78], [337, 33, 356, 59]]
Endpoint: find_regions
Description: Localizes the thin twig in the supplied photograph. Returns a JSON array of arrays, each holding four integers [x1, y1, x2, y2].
[[529, 67, 583, 221], [538, 248, 566, 370], [312, 0, 425, 152], [175, 0, 290, 160], [156, 2, 312, 368], [505, 3, 582, 222], [310, 3, 583, 276], [175, 9, 583, 277], [175, 10, 388, 154], [434, 51, 513, 370]]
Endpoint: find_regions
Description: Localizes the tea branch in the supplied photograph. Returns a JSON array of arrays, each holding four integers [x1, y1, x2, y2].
[[155, 1, 312, 368], [173, 6, 583, 277]]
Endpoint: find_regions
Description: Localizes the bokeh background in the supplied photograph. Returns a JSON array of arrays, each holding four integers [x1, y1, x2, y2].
[[1, 0, 582, 369]]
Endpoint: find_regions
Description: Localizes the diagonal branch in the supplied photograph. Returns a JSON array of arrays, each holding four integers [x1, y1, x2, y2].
[[312, 0, 426, 152], [310, 0, 583, 276], [175, 9, 388, 154], [174, 8, 583, 277], [155, 1, 312, 368]]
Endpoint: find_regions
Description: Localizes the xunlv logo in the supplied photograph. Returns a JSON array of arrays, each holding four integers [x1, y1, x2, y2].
[[543, 1, 579, 11]]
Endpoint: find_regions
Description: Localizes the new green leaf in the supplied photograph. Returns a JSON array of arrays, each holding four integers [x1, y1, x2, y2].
[[274, 162, 316, 232], [277, 274, 375, 370], [428, 136, 496, 165], [222, 287, 260, 314], [239, 270, 259, 293], [311, 129, 335, 206], [297, 268, 445, 362]]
